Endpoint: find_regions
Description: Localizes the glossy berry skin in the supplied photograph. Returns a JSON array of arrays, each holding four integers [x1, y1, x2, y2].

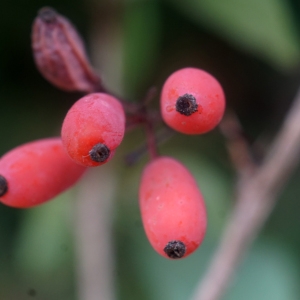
[[61, 93, 125, 167], [139, 156, 207, 259], [160, 67, 225, 134], [0, 138, 86, 208]]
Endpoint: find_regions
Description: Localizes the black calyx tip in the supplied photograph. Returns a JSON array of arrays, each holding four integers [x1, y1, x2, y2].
[[164, 240, 186, 259], [38, 7, 58, 23], [0, 175, 8, 197], [89, 143, 110, 163], [175, 94, 198, 116]]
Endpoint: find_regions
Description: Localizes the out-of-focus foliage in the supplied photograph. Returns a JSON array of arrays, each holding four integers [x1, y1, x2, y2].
[[167, 0, 300, 71], [122, 1, 162, 97], [1, 0, 300, 299]]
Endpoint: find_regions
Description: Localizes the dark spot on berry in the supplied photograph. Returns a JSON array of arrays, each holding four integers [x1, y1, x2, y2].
[[175, 94, 198, 116], [0, 175, 8, 197], [89, 143, 110, 163], [164, 240, 186, 259], [38, 7, 57, 23]]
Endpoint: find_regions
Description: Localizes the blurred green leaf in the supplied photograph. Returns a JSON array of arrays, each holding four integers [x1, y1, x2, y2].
[[225, 240, 299, 300], [13, 190, 75, 275], [133, 237, 299, 300], [167, 0, 300, 71], [122, 1, 161, 97], [173, 150, 232, 238]]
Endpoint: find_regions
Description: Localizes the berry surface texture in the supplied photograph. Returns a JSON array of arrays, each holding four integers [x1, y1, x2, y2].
[[61, 93, 126, 167], [0, 138, 86, 208], [139, 156, 207, 259], [161, 67, 225, 134]]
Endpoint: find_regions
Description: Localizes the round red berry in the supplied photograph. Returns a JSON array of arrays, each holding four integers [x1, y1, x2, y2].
[[160, 67, 225, 134], [61, 93, 125, 167], [139, 156, 207, 259], [0, 138, 86, 208]]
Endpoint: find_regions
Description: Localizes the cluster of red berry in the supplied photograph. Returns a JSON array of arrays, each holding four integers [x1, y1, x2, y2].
[[0, 7, 225, 260], [140, 67, 225, 259]]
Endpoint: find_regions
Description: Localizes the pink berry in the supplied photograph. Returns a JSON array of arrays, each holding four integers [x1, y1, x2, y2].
[[0, 137, 86, 208], [160, 67, 225, 134], [139, 156, 207, 259], [61, 93, 125, 167]]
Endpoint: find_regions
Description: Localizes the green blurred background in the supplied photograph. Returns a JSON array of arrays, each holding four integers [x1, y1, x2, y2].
[[1, 0, 300, 299]]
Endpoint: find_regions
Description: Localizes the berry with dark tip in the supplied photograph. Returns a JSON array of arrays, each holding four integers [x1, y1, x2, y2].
[[139, 156, 207, 259], [0, 175, 8, 197], [160, 67, 225, 134], [61, 93, 125, 167], [0, 138, 86, 208]]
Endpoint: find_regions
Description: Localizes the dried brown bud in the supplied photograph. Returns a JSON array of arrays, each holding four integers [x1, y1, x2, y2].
[[32, 7, 101, 93]]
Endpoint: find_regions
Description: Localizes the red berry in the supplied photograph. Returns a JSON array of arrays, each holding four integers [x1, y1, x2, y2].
[[61, 93, 125, 167], [139, 156, 207, 259], [0, 138, 86, 208], [160, 67, 225, 134]]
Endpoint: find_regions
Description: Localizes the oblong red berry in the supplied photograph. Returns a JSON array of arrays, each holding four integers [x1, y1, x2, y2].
[[160, 67, 226, 134], [0, 138, 86, 208], [139, 156, 207, 259], [61, 93, 125, 167]]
